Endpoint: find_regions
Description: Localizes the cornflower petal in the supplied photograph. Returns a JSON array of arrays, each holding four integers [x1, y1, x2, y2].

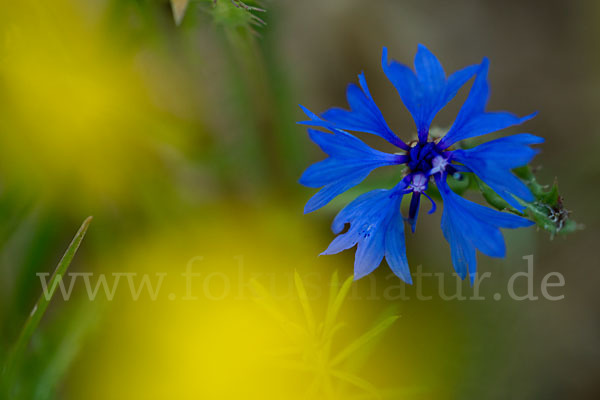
[[439, 59, 537, 149], [436, 176, 534, 283], [451, 134, 544, 211], [323, 187, 412, 283], [300, 129, 406, 213], [382, 44, 478, 142], [299, 74, 408, 148]]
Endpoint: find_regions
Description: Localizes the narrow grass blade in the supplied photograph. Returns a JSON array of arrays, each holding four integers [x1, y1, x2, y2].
[[294, 270, 316, 335], [249, 278, 287, 321], [323, 270, 339, 333], [343, 306, 400, 372], [330, 315, 399, 368], [1, 216, 93, 388], [33, 301, 101, 400], [249, 278, 305, 337], [323, 274, 353, 339], [327, 271, 339, 307], [330, 369, 380, 399]]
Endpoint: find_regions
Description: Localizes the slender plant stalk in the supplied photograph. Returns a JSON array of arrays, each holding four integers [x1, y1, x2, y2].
[[294, 270, 316, 336], [1, 216, 93, 391], [330, 315, 399, 368]]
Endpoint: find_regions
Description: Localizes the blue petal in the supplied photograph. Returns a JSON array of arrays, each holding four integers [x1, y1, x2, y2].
[[382, 47, 420, 126], [331, 189, 387, 234], [444, 64, 481, 109], [382, 45, 478, 142], [322, 188, 411, 281], [298, 104, 361, 132], [458, 133, 544, 168], [300, 158, 390, 188], [485, 133, 545, 145], [298, 104, 322, 121], [322, 189, 392, 258], [441, 208, 477, 281], [306, 129, 404, 161], [303, 167, 373, 214], [300, 129, 406, 213], [299, 74, 408, 148], [384, 206, 412, 283], [455, 58, 490, 118], [451, 134, 544, 211], [459, 199, 535, 229], [354, 229, 386, 280], [407, 192, 421, 233], [440, 112, 536, 149], [439, 59, 537, 149], [321, 226, 360, 256], [414, 44, 446, 101], [436, 176, 533, 284]]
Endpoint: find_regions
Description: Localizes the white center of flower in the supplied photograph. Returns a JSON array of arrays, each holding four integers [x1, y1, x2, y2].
[[430, 155, 448, 175], [411, 173, 428, 193]]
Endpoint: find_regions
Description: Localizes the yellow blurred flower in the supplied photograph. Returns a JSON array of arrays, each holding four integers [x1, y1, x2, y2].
[[0, 0, 189, 212]]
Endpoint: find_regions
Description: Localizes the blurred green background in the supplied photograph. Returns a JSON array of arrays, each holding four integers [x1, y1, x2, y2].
[[0, 0, 598, 399]]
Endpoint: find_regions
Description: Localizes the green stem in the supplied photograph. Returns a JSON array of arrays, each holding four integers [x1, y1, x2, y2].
[[1, 216, 93, 391]]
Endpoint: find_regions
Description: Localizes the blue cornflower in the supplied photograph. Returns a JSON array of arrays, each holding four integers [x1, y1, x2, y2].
[[299, 45, 543, 283]]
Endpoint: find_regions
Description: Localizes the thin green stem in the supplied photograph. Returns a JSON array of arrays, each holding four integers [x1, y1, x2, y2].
[[1, 216, 93, 391]]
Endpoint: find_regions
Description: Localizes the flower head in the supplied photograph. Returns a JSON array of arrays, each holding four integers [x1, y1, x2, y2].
[[299, 45, 543, 283]]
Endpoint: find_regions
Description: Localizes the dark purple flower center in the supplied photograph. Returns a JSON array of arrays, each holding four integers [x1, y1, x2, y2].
[[402, 140, 450, 231], [406, 141, 443, 174]]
